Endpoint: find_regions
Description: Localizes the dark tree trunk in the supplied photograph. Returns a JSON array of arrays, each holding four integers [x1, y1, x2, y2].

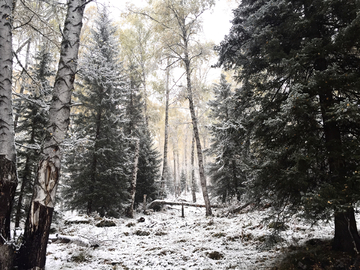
[[17, 200, 54, 269], [15, 127, 35, 228], [14, 159, 29, 228], [17, 160, 59, 269], [87, 200, 93, 216], [319, 90, 360, 253], [0, 157, 17, 244], [232, 159, 241, 201], [0, 157, 17, 270], [333, 207, 360, 254], [0, 244, 14, 270]]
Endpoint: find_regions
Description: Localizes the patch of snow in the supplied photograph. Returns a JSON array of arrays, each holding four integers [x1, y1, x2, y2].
[[45, 193, 348, 270]]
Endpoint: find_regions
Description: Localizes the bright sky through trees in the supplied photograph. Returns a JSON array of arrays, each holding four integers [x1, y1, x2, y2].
[[92, 0, 234, 45]]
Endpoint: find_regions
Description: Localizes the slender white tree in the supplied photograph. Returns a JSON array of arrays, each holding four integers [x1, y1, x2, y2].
[[0, 1, 17, 269], [17, 1, 90, 269]]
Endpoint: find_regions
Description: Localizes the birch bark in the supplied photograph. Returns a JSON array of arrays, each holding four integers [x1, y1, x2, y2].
[[0, 1, 17, 268], [185, 56, 212, 216], [191, 134, 196, 203], [17, 1, 89, 269]]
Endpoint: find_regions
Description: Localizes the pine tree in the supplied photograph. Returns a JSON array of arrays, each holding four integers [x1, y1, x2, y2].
[[207, 74, 245, 203], [14, 47, 54, 227], [217, 0, 360, 253], [63, 8, 130, 217]]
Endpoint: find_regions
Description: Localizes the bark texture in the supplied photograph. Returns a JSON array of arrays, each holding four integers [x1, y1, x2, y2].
[[0, 158, 17, 239], [333, 207, 360, 254], [0, 158, 16, 270], [0, 0, 15, 162], [0, 1, 17, 269], [0, 244, 14, 270], [17, 1, 88, 269]]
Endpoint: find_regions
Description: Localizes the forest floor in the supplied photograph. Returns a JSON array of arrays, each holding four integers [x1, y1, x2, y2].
[[45, 193, 359, 270]]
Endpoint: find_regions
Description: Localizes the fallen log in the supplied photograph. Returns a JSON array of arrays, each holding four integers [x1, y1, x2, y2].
[[147, 200, 222, 210], [49, 234, 91, 247]]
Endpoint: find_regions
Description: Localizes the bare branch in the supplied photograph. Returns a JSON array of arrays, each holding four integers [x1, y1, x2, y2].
[[15, 37, 31, 54], [13, 14, 34, 30], [129, 8, 171, 31], [12, 50, 40, 87]]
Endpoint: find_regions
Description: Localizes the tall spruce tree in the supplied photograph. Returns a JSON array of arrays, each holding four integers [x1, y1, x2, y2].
[[217, 0, 360, 253], [207, 74, 245, 203], [63, 8, 130, 217], [14, 47, 54, 227]]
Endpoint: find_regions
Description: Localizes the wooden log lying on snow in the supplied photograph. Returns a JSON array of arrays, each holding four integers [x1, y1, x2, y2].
[[49, 234, 91, 247], [147, 200, 222, 210]]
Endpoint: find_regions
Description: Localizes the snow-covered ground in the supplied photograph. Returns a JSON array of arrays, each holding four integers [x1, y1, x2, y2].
[[46, 194, 337, 270]]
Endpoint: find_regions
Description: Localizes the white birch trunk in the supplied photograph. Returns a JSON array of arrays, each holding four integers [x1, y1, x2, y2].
[[17, 1, 88, 269], [184, 48, 212, 216], [160, 63, 170, 197], [0, 1, 17, 269], [0, 0, 16, 163], [191, 134, 196, 203]]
